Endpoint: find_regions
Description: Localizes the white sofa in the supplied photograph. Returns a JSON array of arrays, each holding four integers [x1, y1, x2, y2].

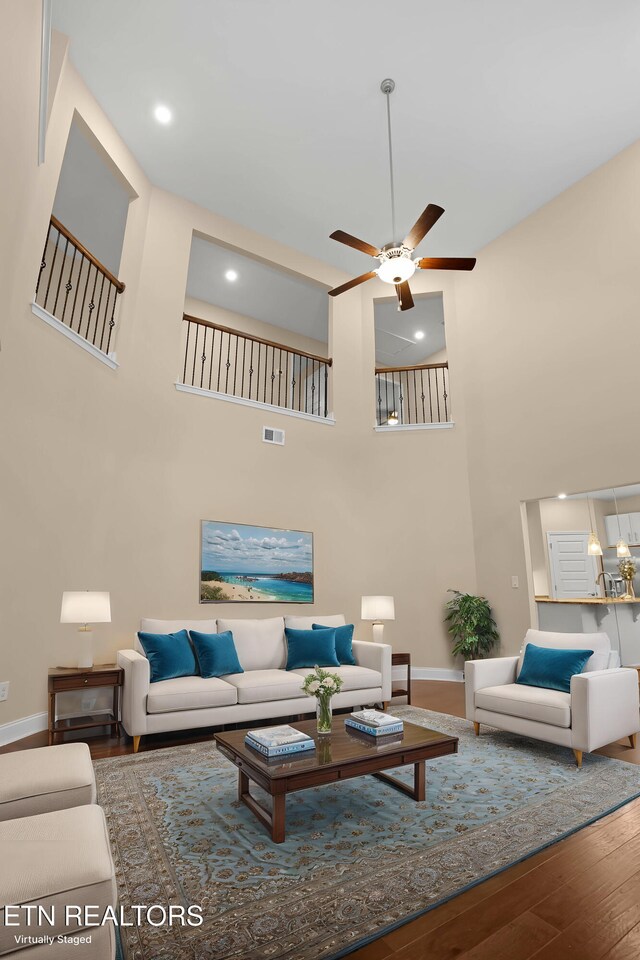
[[465, 628, 640, 766], [118, 615, 392, 751]]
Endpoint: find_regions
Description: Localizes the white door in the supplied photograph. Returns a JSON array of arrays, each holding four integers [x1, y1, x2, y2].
[[547, 531, 599, 599]]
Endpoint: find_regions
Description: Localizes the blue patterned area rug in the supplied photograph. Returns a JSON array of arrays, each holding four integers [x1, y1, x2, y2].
[[95, 707, 640, 960]]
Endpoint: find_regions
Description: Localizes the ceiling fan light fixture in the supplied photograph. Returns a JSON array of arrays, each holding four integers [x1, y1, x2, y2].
[[377, 254, 416, 285]]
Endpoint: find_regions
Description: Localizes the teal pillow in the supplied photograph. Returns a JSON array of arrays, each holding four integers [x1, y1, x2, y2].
[[312, 622, 356, 665], [137, 629, 197, 683], [189, 630, 244, 678], [516, 643, 594, 694], [285, 627, 339, 670]]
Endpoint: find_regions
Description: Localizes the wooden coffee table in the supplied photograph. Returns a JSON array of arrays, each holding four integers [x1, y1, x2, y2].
[[215, 718, 458, 843]]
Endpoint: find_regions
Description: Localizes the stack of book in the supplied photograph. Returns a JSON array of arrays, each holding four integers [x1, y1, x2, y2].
[[345, 710, 404, 737], [245, 725, 315, 758]]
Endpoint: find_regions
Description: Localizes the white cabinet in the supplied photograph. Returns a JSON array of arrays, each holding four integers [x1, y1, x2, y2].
[[605, 513, 639, 547]]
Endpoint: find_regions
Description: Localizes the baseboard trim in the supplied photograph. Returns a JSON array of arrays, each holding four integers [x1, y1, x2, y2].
[[0, 711, 48, 746], [393, 666, 463, 682]]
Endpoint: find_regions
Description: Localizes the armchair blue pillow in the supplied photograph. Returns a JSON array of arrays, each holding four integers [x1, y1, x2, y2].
[[189, 630, 244, 678], [312, 622, 356, 665], [285, 626, 340, 670], [137, 629, 197, 683], [516, 642, 594, 694]]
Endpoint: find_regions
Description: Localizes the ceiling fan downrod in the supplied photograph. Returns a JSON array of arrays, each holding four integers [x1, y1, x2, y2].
[[381, 78, 397, 245]]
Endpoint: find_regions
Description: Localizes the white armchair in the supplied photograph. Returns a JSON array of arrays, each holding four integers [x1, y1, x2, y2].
[[465, 629, 639, 766]]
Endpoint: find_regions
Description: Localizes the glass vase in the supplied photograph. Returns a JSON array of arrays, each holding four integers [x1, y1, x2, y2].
[[625, 579, 636, 599], [316, 695, 333, 734]]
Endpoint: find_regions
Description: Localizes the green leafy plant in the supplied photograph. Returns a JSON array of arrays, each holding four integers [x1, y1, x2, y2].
[[444, 590, 499, 660]]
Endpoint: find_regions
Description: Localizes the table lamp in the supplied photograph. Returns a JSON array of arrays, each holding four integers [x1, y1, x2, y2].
[[60, 591, 111, 668], [361, 595, 395, 644]]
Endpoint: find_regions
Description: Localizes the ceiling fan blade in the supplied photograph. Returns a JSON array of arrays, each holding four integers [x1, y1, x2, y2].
[[403, 204, 445, 250], [330, 230, 380, 258], [395, 281, 414, 311], [328, 271, 377, 297], [417, 257, 476, 271]]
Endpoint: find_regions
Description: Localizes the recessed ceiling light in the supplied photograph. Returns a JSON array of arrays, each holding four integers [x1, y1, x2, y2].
[[558, 493, 567, 499], [153, 104, 172, 125], [225, 269, 238, 282], [414, 331, 425, 340]]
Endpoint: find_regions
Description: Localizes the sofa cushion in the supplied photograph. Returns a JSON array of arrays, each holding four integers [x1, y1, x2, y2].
[[518, 628, 610, 675], [475, 683, 571, 728], [137, 619, 218, 655], [147, 676, 238, 713], [285, 614, 346, 630], [516, 642, 593, 693], [224, 669, 305, 704], [285, 627, 340, 670], [217, 618, 285, 671], [313, 622, 356, 665], [0, 743, 95, 822], [291, 665, 383, 693], [138, 629, 198, 682], [190, 630, 244, 678], [0, 805, 116, 955]]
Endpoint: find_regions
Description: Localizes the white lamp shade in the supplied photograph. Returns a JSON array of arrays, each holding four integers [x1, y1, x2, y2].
[[60, 591, 111, 624], [361, 595, 395, 621]]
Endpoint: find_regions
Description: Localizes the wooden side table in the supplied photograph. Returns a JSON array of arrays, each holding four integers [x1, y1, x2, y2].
[[48, 664, 123, 745], [391, 652, 412, 704]]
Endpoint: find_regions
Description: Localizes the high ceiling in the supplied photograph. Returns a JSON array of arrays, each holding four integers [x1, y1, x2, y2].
[[375, 294, 445, 367], [52, 1, 640, 277]]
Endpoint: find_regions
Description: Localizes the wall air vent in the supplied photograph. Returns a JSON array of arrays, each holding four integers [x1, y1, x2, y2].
[[262, 426, 285, 445]]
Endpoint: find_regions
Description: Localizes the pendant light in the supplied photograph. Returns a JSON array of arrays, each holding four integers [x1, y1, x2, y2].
[[586, 495, 603, 556], [613, 488, 631, 557]]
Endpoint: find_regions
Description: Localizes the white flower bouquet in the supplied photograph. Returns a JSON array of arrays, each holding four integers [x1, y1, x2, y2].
[[301, 665, 344, 733]]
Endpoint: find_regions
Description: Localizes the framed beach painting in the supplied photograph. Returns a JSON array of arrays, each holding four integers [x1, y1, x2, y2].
[[200, 521, 314, 603]]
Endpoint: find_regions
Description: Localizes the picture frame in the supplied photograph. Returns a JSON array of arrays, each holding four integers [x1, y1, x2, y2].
[[200, 520, 314, 603]]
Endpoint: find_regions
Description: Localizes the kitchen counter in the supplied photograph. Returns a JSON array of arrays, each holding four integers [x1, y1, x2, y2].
[[535, 595, 640, 605], [535, 595, 640, 664]]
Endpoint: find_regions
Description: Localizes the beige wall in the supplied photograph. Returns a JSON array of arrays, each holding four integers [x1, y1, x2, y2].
[[456, 130, 640, 653], [0, 3, 478, 728]]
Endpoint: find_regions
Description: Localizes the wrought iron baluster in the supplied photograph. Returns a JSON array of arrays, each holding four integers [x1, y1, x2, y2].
[[428, 368, 433, 422], [249, 339, 255, 400], [420, 368, 426, 424], [52, 236, 69, 317], [60, 245, 76, 326], [91, 273, 106, 345], [269, 344, 275, 406], [217, 331, 224, 392], [70, 255, 85, 333], [99, 284, 112, 352], [105, 290, 117, 355], [84, 266, 99, 341], [208, 328, 215, 391], [43, 227, 60, 312], [241, 337, 247, 398], [435, 366, 441, 421], [376, 373, 382, 425], [191, 322, 199, 386], [183, 321, 191, 384], [324, 362, 328, 418], [36, 221, 52, 298], [412, 368, 418, 425], [443, 366, 449, 421], [200, 326, 207, 388]]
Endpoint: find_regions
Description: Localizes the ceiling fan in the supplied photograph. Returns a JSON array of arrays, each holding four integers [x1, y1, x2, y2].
[[328, 79, 476, 311]]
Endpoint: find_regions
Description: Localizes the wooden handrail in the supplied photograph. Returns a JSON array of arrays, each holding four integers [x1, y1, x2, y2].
[[375, 361, 448, 375], [183, 313, 332, 366], [50, 215, 126, 293]]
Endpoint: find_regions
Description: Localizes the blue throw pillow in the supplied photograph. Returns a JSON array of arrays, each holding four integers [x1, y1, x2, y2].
[[285, 627, 340, 670], [137, 629, 197, 683], [312, 622, 356, 665], [189, 630, 244, 678], [516, 642, 594, 694]]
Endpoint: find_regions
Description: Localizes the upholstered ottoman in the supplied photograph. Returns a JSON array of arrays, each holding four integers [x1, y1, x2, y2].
[[0, 805, 117, 958], [0, 744, 96, 822]]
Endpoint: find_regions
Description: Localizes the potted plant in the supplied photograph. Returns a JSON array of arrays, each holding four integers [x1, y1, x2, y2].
[[445, 590, 499, 661]]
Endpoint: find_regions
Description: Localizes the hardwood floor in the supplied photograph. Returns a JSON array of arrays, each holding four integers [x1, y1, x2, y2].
[[3, 680, 640, 959]]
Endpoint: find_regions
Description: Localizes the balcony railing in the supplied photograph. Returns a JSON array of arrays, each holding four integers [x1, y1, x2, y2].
[[180, 314, 333, 419], [35, 216, 125, 356], [375, 362, 450, 426]]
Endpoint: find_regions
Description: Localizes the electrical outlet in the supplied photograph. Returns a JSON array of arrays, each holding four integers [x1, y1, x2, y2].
[[0, 681, 9, 702], [511, 576, 519, 589]]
